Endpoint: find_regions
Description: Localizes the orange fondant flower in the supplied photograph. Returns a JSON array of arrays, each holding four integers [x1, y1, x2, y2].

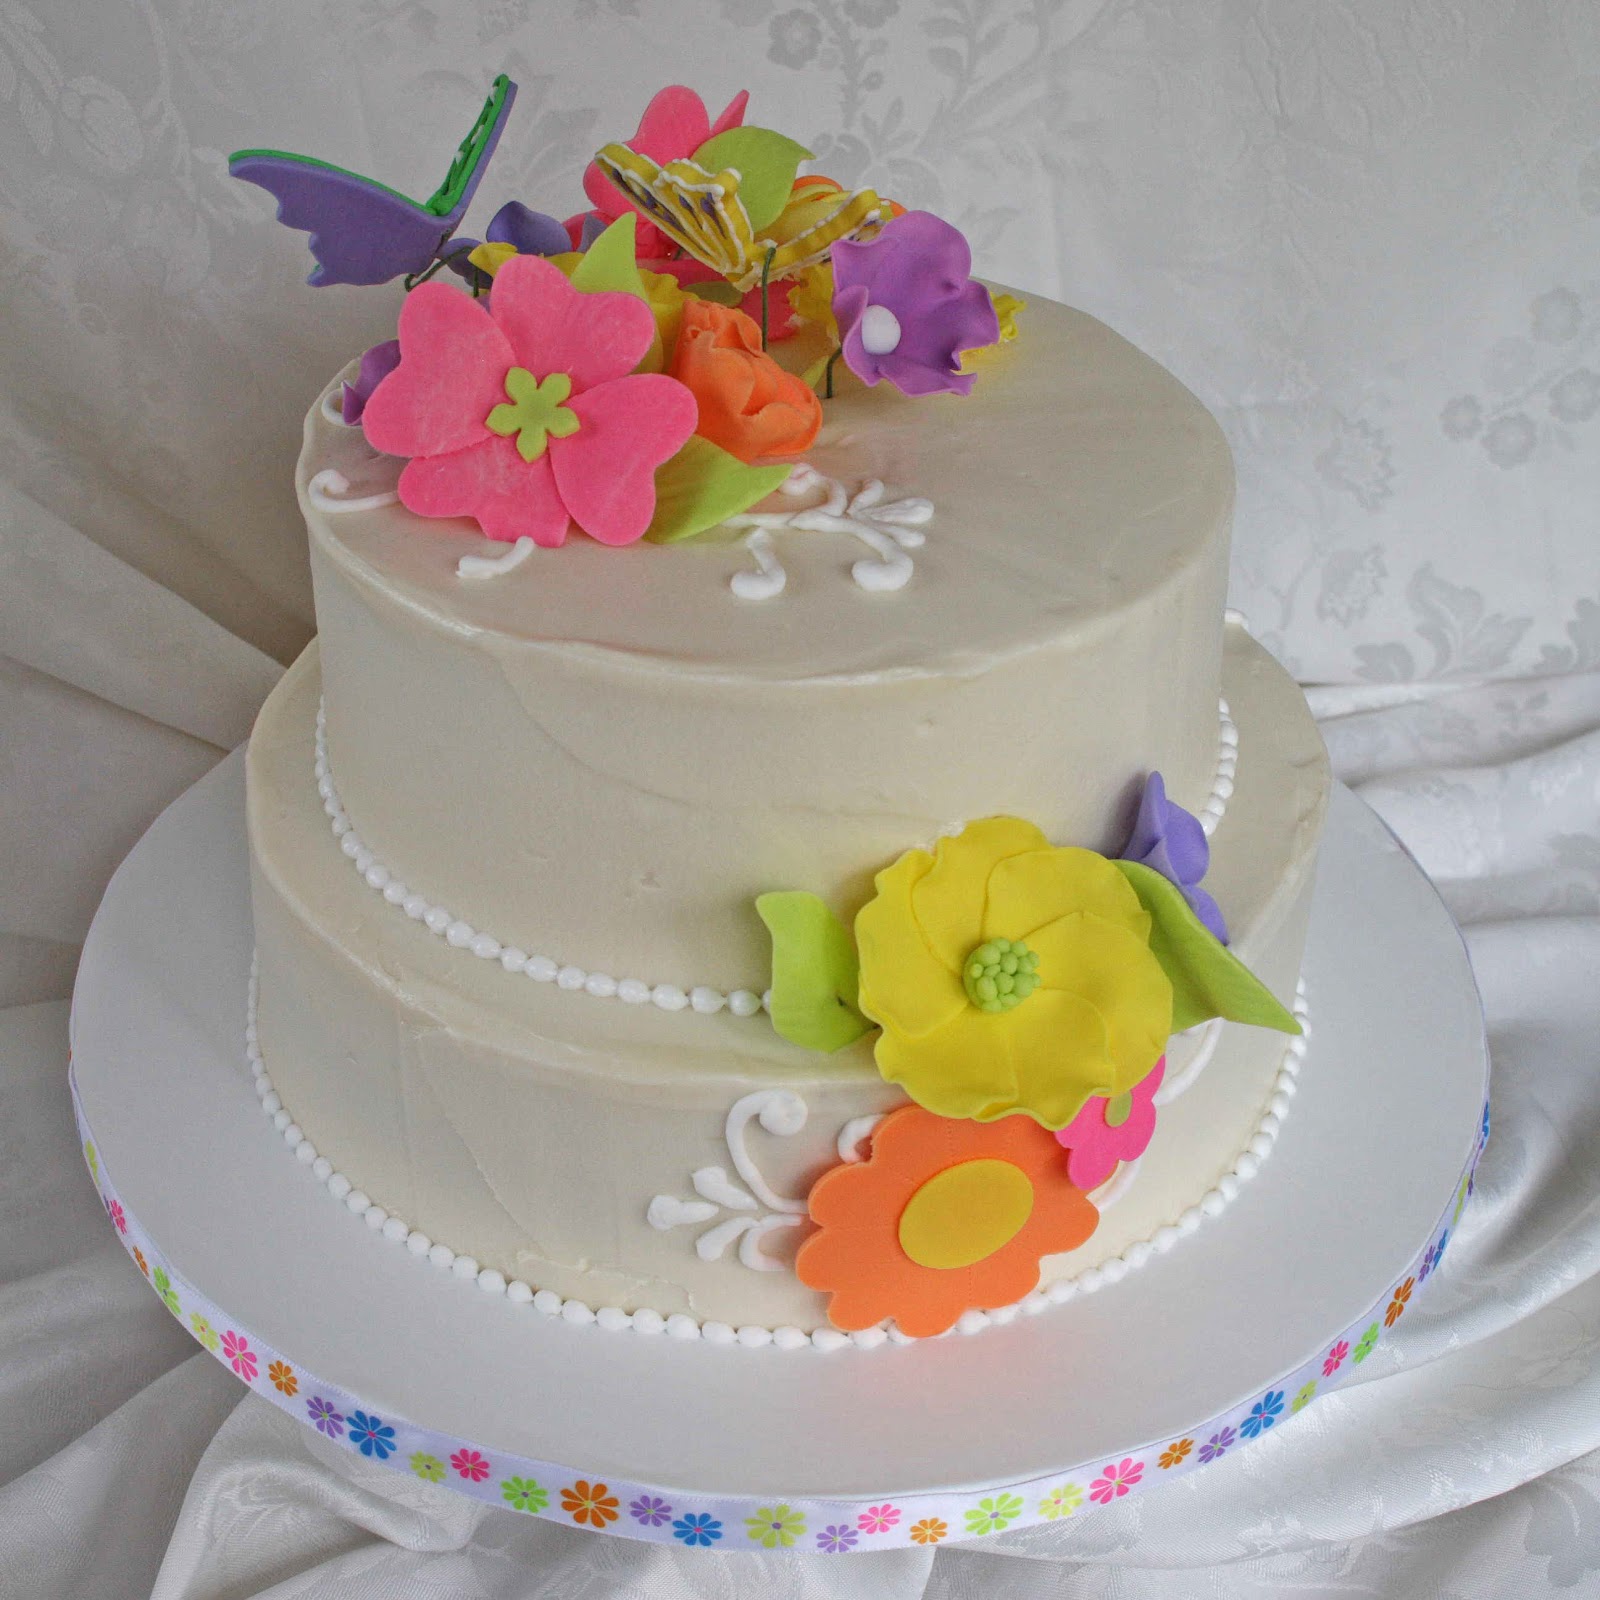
[[795, 1104, 1098, 1337], [669, 299, 822, 462]]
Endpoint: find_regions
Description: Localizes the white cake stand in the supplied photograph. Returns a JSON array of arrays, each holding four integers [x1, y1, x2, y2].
[[68, 758, 1487, 1554]]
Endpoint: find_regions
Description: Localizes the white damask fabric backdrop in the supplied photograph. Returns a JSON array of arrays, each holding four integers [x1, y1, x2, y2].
[[3, 2, 1599, 1597]]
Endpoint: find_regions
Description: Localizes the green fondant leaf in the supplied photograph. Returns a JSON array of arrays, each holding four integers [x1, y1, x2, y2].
[[647, 435, 792, 544], [1113, 860, 1301, 1035], [570, 213, 646, 298], [691, 127, 813, 234], [756, 891, 872, 1053]]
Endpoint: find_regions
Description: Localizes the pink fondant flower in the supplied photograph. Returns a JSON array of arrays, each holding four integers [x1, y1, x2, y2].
[[1088, 1457, 1144, 1504], [362, 255, 698, 546], [1053, 1056, 1165, 1190], [451, 1448, 491, 1482], [579, 85, 749, 258]]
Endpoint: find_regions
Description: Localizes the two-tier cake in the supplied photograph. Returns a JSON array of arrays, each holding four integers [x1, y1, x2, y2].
[[236, 75, 1328, 1351]]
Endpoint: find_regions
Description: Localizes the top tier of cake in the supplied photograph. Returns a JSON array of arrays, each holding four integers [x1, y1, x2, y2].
[[303, 293, 1233, 997]]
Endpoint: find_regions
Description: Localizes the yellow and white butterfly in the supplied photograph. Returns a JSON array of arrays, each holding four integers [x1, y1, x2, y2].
[[592, 145, 885, 291]]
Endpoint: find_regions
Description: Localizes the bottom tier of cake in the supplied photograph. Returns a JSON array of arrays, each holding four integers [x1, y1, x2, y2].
[[246, 623, 1328, 1341]]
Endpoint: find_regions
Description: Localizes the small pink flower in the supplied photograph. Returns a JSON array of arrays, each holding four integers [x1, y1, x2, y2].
[[1088, 1457, 1144, 1504], [451, 1448, 491, 1482], [221, 1330, 258, 1382], [857, 1503, 901, 1534], [1055, 1057, 1165, 1190], [107, 1198, 127, 1234], [362, 254, 697, 548], [1323, 1339, 1350, 1376]]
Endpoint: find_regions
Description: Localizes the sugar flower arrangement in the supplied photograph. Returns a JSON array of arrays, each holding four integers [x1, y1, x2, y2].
[[758, 775, 1298, 1336], [230, 73, 1019, 550]]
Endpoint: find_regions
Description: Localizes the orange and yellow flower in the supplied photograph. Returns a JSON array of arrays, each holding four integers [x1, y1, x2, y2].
[[1159, 1438, 1193, 1469], [561, 1479, 620, 1527], [1385, 1277, 1414, 1327], [909, 1517, 948, 1545], [855, 817, 1173, 1129], [795, 1103, 1098, 1336], [268, 1360, 298, 1396]]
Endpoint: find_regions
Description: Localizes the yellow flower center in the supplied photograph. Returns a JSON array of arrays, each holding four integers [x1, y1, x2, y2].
[[962, 937, 1041, 1012], [898, 1158, 1034, 1269]]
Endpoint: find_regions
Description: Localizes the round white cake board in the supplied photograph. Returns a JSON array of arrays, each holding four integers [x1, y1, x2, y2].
[[69, 758, 1488, 1552]]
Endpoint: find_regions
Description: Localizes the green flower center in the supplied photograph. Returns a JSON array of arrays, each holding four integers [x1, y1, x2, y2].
[[962, 936, 1041, 1012], [485, 367, 581, 461]]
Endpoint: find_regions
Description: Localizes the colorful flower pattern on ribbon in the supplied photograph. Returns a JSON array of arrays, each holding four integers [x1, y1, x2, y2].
[[71, 1066, 1484, 1553]]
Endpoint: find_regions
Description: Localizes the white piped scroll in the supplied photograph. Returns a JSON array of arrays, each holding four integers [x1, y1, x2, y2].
[[726, 463, 933, 599], [306, 468, 400, 515], [457, 536, 537, 580], [649, 1089, 815, 1271]]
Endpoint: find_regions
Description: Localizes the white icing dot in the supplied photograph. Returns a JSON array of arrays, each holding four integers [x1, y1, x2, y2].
[[423, 906, 451, 935], [331, 816, 350, 838], [810, 1328, 848, 1352], [470, 932, 501, 961], [500, 947, 528, 973], [741, 1323, 778, 1347], [1249, 1133, 1275, 1160], [1100, 1258, 1129, 1285], [772, 1326, 809, 1351], [1269, 1092, 1291, 1117], [1153, 1225, 1182, 1253], [282, 1122, 302, 1145], [702, 1321, 736, 1344], [312, 1157, 333, 1181], [1046, 1279, 1077, 1305], [666, 1314, 701, 1341], [533, 1289, 563, 1316], [527, 956, 558, 983], [382, 1217, 410, 1242], [851, 1325, 888, 1349], [363, 1204, 387, 1230], [631, 1308, 665, 1335], [405, 1231, 432, 1256], [352, 848, 374, 875], [585, 972, 618, 998], [957, 1310, 990, 1335], [652, 984, 688, 1012], [272, 1109, 292, 1132], [1235, 1151, 1262, 1181], [690, 986, 726, 1014], [295, 1140, 317, 1165], [1177, 1208, 1203, 1233], [1259, 1112, 1281, 1138], [364, 864, 389, 890], [261, 1091, 281, 1114], [403, 895, 428, 920], [478, 1268, 508, 1295], [428, 1243, 456, 1269], [445, 919, 475, 948], [1078, 1267, 1106, 1294], [596, 1305, 630, 1331], [339, 833, 362, 859], [345, 1190, 370, 1215], [1123, 1241, 1154, 1270], [989, 1303, 1020, 1326], [618, 978, 651, 1004], [561, 1300, 596, 1325], [1217, 1173, 1241, 1202], [506, 1280, 534, 1304], [383, 880, 407, 905], [1200, 1190, 1227, 1218], [451, 1255, 480, 1280], [728, 989, 762, 1017], [557, 965, 587, 990], [860, 302, 902, 354]]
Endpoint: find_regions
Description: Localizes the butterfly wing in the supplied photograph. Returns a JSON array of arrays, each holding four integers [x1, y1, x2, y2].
[[765, 188, 886, 282], [230, 152, 455, 286], [230, 74, 518, 287], [593, 144, 757, 283]]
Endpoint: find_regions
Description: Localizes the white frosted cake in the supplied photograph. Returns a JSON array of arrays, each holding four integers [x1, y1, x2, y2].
[[236, 77, 1327, 1349]]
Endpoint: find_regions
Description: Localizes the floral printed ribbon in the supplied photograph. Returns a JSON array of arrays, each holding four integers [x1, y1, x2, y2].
[[70, 1063, 1487, 1553]]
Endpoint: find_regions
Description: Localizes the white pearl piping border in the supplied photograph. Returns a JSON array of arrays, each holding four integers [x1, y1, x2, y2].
[[312, 695, 1238, 1016], [246, 954, 1308, 1352]]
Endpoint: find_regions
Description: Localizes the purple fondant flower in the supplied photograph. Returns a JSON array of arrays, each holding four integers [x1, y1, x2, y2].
[[485, 200, 571, 258], [341, 339, 401, 426], [630, 1494, 674, 1526], [831, 210, 999, 397], [1121, 771, 1228, 943]]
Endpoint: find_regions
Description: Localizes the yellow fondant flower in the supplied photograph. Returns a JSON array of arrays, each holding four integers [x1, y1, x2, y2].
[[854, 817, 1172, 1129]]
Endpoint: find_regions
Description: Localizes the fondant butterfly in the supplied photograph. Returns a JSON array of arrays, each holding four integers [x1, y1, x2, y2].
[[229, 74, 517, 287], [593, 142, 884, 292]]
